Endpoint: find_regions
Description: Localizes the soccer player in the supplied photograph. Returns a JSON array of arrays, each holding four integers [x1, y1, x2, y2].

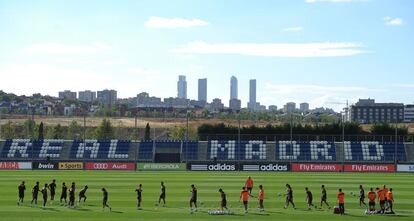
[[189, 184, 198, 212], [78, 185, 88, 203], [382, 185, 389, 207], [69, 182, 76, 208], [320, 185, 330, 209], [158, 182, 166, 207], [218, 189, 228, 211], [245, 176, 254, 194], [31, 181, 40, 206], [359, 185, 367, 207], [258, 185, 265, 212], [60, 182, 68, 205], [49, 179, 56, 205], [284, 184, 296, 209], [337, 188, 345, 215], [135, 184, 142, 210], [377, 187, 385, 214], [305, 187, 314, 210], [17, 181, 26, 206], [386, 188, 394, 214], [102, 188, 112, 211], [41, 184, 48, 207], [367, 188, 376, 212], [239, 186, 252, 214]]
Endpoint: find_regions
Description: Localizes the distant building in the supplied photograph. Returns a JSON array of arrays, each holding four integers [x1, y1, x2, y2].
[[97, 89, 117, 107], [300, 103, 310, 113], [350, 99, 404, 123], [136, 92, 163, 107], [268, 105, 278, 112], [230, 76, 238, 100], [404, 104, 414, 122], [198, 78, 207, 102], [229, 98, 241, 112], [78, 90, 96, 102], [58, 90, 77, 100], [164, 97, 189, 108], [248, 79, 257, 111], [211, 98, 224, 111], [256, 103, 267, 112], [284, 102, 296, 113], [177, 75, 187, 99]]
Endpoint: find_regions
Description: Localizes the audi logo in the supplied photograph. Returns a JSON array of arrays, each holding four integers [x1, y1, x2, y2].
[[93, 163, 109, 169]]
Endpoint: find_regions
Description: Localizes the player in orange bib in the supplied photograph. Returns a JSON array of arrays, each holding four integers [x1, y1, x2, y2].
[[386, 188, 394, 214], [245, 176, 254, 194], [367, 188, 376, 212], [258, 185, 265, 212], [377, 187, 386, 214], [337, 189, 345, 215], [240, 187, 253, 214]]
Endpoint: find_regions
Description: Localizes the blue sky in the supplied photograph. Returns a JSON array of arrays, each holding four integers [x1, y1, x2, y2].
[[0, 0, 413, 110]]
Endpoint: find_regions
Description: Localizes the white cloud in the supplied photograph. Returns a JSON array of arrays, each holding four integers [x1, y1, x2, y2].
[[306, 0, 364, 3], [398, 84, 414, 88], [383, 16, 403, 26], [24, 43, 111, 54], [145, 16, 209, 28], [172, 41, 365, 57], [282, 26, 304, 32]]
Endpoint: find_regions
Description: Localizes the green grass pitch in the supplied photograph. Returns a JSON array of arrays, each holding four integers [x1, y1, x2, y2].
[[0, 171, 413, 221]]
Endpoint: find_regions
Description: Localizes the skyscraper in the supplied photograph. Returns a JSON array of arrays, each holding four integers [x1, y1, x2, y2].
[[198, 78, 207, 102], [248, 79, 257, 111], [230, 76, 238, 100], [177, 75, 187, 99]]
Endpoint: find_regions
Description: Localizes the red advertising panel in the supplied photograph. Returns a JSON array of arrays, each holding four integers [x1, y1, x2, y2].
[[292, 163, 343, 172], [344, 164, 395, 172], [0, 162, 32, 170], [85, 162, 135, 171], [0, 162, 19, 169]]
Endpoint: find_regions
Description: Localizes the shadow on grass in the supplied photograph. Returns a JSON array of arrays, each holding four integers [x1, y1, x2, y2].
[[72, 207, 92, 212], [41, 207, 59, 212], [111, 210, 124, 214]]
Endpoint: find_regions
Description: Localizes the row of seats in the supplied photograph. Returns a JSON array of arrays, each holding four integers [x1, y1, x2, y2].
[[0, 139, 407, 161]]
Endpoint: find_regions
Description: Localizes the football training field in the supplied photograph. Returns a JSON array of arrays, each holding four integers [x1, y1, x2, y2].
[[0, 171, 413, 221]]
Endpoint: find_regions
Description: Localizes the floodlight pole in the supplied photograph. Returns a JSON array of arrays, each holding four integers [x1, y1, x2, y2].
[[395, 121, 398, 165]]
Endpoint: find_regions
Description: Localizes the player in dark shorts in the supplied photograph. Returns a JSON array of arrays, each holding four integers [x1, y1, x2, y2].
[[158, 182, 166, 207], [31, 181, 40, 206], [218, 189, 228, 211], [189, 184, 198, 212], [41, 184, 48, 207], [17, 181, 26, 205], [60, 182, 68, 205], [320, 185, 331, 209], [135, 184, 142, 210], [49, 179, 56, 205], [284, 184, 296, 209], [367, 188, 376, 212], [359, 185, 367, 207], [305, 187, 315, 210], [79, 185, 88, 203], [69, 182, 76, 208], [102, 188, 112, 211]]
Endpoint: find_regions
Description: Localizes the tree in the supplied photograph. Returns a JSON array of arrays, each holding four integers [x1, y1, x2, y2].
[[95, 119, 115, 139], [67, 120, 82, 140], [1, 121, 16, 139], [23, 119, 36, 139], [38, 122, 44, 140], [144, 123, 151, 140]]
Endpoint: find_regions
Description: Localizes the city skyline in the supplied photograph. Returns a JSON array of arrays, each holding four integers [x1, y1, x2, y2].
[[0, 0, 413, 111]]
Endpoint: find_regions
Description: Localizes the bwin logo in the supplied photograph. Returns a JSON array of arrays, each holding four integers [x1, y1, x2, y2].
[[38, 163, 55, 169], [260, 164, 288, 171], [208, 164, 235, 171]]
